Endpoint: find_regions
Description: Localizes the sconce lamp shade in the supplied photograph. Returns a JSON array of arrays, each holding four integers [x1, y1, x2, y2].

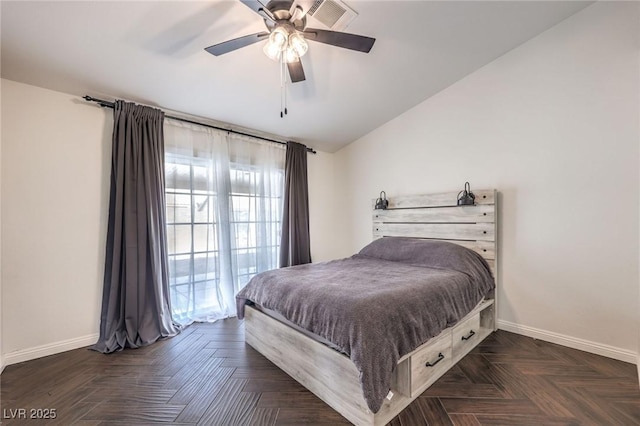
[[375, 191, 389, 210], [457, 182, 475, 206]]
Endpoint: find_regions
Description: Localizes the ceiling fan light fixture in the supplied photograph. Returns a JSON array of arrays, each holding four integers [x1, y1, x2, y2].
[[263, 41, 282, 61], [284, 46, 300, 64], [264, 26, 292, 61], [289, 32, 308, 57], [269, 26, 289, 50]]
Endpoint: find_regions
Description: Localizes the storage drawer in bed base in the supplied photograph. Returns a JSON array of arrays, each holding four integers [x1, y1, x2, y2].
[[393, 299, 495, 398]]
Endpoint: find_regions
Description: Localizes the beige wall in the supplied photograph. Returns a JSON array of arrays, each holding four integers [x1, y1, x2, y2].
[[308, 150, 337, 262], [332, 2, 639, 362], [1, 79, 110, 363]]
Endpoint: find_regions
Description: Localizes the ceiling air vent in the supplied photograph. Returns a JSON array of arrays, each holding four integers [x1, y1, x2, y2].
[[307, 0, 358, 31]]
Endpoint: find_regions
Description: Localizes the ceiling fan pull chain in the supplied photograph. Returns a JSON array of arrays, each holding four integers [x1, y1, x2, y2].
[[280, 55, 284, 118]]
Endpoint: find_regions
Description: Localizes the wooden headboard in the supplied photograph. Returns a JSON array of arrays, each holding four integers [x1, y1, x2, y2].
[[372, 189, 498, 280]]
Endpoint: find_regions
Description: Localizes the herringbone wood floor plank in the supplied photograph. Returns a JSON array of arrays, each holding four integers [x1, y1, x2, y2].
[[448, 413, 481, 426], [247, 407, 278, 426], [174, 368, 236, 423], [1, 322, 638, 425]]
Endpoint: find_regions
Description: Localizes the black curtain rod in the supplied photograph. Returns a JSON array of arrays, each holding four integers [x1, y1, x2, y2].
[[82, 95, 316, 154]]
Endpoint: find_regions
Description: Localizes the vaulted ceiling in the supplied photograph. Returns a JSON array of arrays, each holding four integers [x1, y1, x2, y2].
[[1, 1, 592, 152]]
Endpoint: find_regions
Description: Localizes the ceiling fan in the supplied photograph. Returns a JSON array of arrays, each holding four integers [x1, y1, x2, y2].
[[204, 0, 376, 84]]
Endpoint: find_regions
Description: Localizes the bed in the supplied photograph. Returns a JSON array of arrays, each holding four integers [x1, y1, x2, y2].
[[237, 189, 498, 425]]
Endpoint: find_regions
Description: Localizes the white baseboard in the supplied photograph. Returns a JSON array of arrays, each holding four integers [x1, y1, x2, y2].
[[3, 333, 99, 367], [498, 320, 637, 364]]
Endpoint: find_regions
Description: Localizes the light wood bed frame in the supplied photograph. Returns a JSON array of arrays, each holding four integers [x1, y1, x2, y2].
[[244, 189, 498, 425]]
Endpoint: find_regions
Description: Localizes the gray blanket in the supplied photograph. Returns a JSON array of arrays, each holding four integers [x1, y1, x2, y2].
[[236, 238, 495, 413]]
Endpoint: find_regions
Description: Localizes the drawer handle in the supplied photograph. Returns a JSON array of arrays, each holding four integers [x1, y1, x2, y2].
[[461, 330, 476, 341], [425, 352, 445, 367]]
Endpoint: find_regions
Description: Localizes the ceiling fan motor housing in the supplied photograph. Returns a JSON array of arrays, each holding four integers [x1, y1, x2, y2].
[[264, 0, 307, 31]]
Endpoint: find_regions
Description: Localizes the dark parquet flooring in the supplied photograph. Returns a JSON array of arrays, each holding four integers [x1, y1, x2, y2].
[[1, 319, 638, 425]]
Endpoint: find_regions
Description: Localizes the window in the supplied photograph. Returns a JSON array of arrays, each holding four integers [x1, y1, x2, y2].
[[228, 167, 282, 288], [164, 125, 284, 324]]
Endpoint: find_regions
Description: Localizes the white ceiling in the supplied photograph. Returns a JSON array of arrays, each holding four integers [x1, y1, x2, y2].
[[1, 1, 592, 152]]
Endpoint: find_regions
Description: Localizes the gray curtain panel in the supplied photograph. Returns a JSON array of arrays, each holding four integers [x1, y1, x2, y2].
[[279, 141, 312, 267], [93, 100, 180, 354]]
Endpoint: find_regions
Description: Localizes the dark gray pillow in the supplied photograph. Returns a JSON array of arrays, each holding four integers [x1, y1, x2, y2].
[[357, 237, 494, 281]]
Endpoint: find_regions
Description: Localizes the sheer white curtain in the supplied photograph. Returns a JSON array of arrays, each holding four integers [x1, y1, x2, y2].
[[164, 120, 285, 325]]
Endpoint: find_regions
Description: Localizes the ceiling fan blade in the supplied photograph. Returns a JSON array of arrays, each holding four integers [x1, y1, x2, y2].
[[204, 32, 269, 56], [303, 28, 375, 53], [289, 2, 306, 21], [239, 0, 276, 22], [287, 60, 306, 83]]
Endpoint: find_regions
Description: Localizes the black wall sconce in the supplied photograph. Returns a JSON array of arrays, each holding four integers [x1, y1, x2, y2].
[[457, 182, 475, 206], [375, 191, 389, 210]]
